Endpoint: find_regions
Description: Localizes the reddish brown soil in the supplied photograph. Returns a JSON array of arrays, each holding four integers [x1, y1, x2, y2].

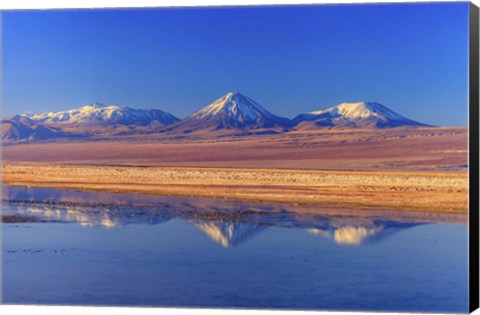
[[1, 127, 468, 172]]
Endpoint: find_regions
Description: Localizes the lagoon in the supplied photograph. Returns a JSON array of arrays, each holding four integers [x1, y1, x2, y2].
[[1, 186, 469, 312]]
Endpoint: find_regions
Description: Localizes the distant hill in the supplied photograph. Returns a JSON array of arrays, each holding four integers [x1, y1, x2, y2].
[[1, 115, 70, 143]]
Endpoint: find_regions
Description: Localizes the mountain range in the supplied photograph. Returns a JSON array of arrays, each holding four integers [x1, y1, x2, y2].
[[1, 92, 429, 143], [27, 103, 180, 126]]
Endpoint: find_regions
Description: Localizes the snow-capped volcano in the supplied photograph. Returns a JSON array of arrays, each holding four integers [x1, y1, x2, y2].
[[293, 102, 428, 129], [166, 92, 292, 133], [25, 103, 179, 127]]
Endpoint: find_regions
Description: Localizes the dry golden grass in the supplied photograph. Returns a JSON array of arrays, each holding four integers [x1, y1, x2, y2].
[[1, 163, 468, 213]]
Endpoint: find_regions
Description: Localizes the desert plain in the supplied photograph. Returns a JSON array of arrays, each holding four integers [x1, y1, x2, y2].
[[1, 127, 469, 213]]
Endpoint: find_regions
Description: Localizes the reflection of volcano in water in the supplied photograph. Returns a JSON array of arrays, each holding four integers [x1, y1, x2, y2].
[[4, 199, 420, 248], [306, 221, 419, 245], [3, 203, 171, 228], [3, 185, 451, 248], [190, 221, 266, 248]]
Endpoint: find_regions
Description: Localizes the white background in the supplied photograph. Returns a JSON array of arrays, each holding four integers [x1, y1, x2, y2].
[[0, 0, 479, 315]]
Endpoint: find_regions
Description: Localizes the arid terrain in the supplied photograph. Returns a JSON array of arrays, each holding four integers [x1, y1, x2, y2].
[[1, 127, 468, 171], [1, 127, 469, 213]]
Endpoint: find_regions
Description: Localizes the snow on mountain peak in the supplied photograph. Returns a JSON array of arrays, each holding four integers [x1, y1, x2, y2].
[[167, 92, 292, 132], [23, 103, 179, 126], [294, 101, 427, 128], [310, 102, 405, 120], [192, 92, 271, 122], [308, 102, 406, 120]]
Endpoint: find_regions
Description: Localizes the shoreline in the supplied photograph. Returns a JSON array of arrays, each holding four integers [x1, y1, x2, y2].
[[1, 163, 468, 213]]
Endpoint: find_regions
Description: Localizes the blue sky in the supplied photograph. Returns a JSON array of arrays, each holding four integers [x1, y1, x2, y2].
[[2, 2, 469, 125]]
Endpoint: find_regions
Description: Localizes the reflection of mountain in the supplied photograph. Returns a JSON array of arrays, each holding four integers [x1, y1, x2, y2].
[[3, 185, 461, 248], [306, 221, 418, 245], [190, 221, 266, 248], [3, 198, 419, 248], [3, 203, 171, 228]]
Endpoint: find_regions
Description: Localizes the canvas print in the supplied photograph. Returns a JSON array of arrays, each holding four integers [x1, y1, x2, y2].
[[1, 2, 478, 313]]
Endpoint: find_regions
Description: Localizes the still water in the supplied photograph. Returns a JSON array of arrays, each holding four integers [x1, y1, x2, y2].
[[1, 186, 468, 312]]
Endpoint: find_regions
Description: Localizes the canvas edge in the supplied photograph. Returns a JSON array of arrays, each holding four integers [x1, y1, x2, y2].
[[469, 1, 480, 313]]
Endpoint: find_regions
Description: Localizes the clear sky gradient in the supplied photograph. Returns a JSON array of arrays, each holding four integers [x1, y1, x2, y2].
[[2, 2, 470, 125]]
